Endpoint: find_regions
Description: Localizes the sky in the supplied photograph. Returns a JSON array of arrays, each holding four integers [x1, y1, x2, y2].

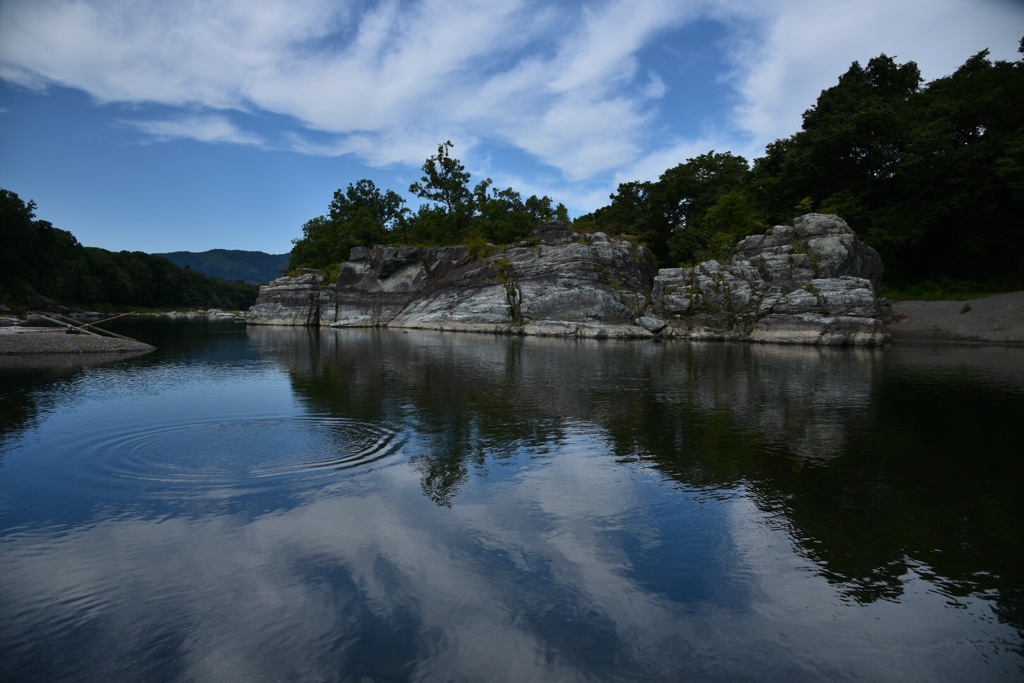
[[1, 0, 1022, 255]]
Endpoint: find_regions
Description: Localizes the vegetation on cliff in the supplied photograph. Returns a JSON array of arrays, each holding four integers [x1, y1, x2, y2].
[[0, 189, 258, 312], [289, 141, 569, 272], [292, 43, 1024, 293]]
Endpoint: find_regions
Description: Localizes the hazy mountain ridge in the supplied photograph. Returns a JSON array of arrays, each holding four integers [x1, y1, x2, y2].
[[155, 249, 290, 284]]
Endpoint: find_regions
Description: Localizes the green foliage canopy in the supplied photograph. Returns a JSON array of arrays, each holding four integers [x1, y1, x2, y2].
[[584, 151, 758, 266], [290, 141, 566, 270], [750, 48, 1024, 284]]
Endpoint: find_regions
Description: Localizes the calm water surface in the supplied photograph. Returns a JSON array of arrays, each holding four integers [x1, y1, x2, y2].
[[1, 319, 1022, 682]]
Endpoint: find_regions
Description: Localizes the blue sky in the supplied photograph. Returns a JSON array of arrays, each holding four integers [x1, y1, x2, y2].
[[1, 0, 1021, 254]]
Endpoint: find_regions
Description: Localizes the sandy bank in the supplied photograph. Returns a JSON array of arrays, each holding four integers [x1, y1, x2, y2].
[[889, 291, 1024, 345]]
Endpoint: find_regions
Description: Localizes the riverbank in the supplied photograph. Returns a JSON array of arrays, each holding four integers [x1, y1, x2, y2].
[[0, 326, 156, 355], [2, 292, 1022, 353], [889, 291, 1024, 345]]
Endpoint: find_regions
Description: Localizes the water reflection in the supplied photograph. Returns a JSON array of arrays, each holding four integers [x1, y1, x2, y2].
[[251, 327, 1024, 646], [0, 323, 1021, 681]]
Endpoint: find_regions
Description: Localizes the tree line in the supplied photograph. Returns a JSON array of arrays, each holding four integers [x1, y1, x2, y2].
[[0, 189, 258, 311], [577, 43, 1024, 286], [293, 41, 1024, 290]]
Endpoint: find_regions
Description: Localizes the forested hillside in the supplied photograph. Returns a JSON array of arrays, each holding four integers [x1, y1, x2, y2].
[[0, 190, 258, 312], [155, 249, 290, 285], [290, 43, 1023, 291]]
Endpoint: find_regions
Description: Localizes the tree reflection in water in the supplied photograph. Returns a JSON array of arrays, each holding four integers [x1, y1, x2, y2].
[[251, 326, 1024, 643]]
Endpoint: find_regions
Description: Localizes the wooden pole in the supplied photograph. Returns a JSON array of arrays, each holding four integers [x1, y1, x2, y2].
[[79, 312, 136, 338], [30, 311, 139, 341], [30, 311, 104, 336]]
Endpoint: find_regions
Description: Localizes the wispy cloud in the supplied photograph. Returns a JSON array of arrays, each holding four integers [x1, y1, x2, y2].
[[0, 0, 699, 180], [1, 0, 1021, 206], [724, 0, 1024, 153], [123, 114, 265, 146]]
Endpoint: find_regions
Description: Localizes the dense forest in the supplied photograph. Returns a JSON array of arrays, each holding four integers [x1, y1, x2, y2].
[[291, 43, 1024, 291], [0, 189, 258, 312]]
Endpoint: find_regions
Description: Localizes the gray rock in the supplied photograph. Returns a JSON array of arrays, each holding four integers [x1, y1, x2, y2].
[[651, 214, 889, 345], [248, 213, 891, 345], [636, 316, 668, 334], [247, 269, 324, 326]]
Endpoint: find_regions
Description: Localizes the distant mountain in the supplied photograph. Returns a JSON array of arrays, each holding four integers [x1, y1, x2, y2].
[[155, 249, 291, 285]]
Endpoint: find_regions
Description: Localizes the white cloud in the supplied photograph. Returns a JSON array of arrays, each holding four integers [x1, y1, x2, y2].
[[0, 0, 699, 182], [725, 0, 1024, 152], [124, 114, 265, 146], [1, 0, 1021, 200]]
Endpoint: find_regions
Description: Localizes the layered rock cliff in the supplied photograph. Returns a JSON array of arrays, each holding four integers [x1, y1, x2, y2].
[[653, 213, 889, 344], [247, 214, 891, 345]]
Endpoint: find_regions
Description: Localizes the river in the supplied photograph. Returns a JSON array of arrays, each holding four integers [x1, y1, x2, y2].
[[1, 318, 1021, 682]]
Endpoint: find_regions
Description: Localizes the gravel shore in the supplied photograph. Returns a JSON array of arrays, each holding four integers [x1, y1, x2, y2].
[[0, 326, 156, 355]]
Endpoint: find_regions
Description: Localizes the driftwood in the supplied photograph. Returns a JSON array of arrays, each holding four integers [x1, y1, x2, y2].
[[29, 312, 137, 340]]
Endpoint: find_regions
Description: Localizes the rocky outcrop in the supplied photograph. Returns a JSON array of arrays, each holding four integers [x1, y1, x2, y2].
[[248, 214, 891, 345], [651, 214, 889, 345], [246, 269, 330, 326], [322, 225, 657, 338]]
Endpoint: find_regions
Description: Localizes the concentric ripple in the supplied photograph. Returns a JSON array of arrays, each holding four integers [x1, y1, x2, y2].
[[69, 416, 406, 494]]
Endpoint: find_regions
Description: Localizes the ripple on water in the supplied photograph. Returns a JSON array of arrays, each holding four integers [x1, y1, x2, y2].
[[68, 416, 406, 496]]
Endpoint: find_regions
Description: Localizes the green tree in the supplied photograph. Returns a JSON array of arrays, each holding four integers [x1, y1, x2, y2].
[[1, 187, 258, 310], [472, 179, 533, 244], [290, 179, 408, 270], [750, 46, 1024, 284], [751, 55, 921, 228], [588, 180, 652, 238], [0, 190, 42, 298], [887, 48, 1024, 281], [409, 141, 474, 242], [590, 152, 752, 266], [700, 191, 764, 261], [656, 152, 752, 264]]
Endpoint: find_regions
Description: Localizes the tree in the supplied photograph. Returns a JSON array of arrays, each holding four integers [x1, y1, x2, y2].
[[409, 141, 474, 242], [887, 48, 1024, 281], [655, 152, 752, 264], [749, 47, 1024, 284], [751, 55, 921, 229], [0, 189, 40, 297], [472, 179, 533, 244], [0, 187, 259, 310], [588, 180, 653, 243], [589, 152, 753, 266], [290, 179, 408, 270], [329, 179, 407, 233]]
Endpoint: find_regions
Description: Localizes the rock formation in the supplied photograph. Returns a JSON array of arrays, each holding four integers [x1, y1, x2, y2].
[[247, 214, 891, 345], [652, 213, 890, 345]]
